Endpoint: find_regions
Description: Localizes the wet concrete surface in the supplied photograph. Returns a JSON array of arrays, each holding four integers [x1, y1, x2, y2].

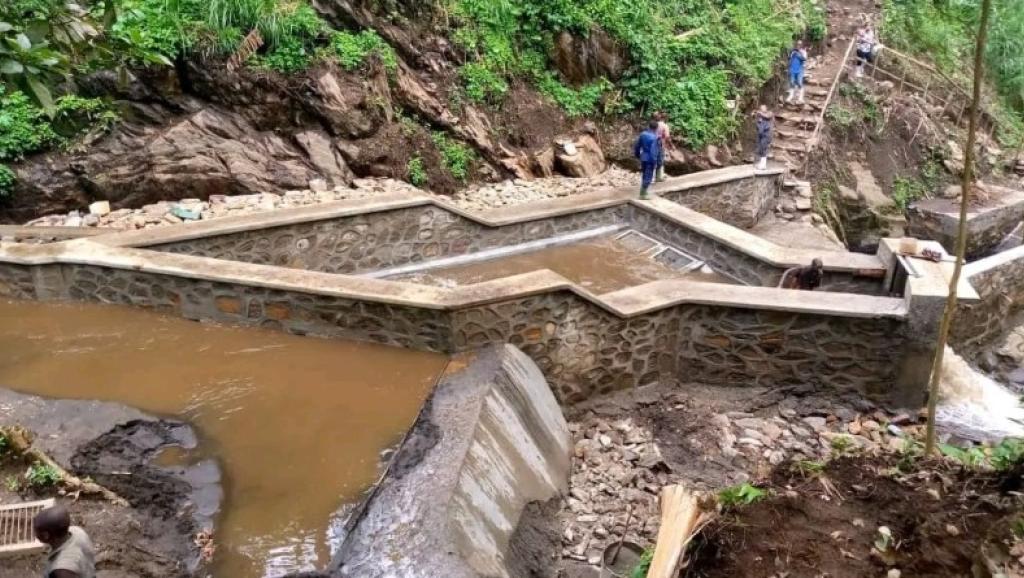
[[0, 299, 447, 577], [394, 236, 731, 294]]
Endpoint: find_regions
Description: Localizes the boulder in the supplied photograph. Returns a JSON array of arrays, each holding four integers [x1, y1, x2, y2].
[[555, 134, 607, 178], [294, 130, 355, 186], [550, 27, 628, 85]]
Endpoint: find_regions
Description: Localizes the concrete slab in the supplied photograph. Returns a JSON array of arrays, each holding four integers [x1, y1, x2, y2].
[[333, 345, 570, 578]]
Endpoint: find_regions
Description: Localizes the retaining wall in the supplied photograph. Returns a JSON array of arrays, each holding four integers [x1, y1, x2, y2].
[[908, 185, 1024, 259], [658, 171, 778, 229], [953, 244, 1024, 355], [332, 345, 570, 578], [0, 166, 929, 403]]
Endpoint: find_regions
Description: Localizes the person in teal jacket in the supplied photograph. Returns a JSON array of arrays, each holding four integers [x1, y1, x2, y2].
[[634, 120, 662, 200]]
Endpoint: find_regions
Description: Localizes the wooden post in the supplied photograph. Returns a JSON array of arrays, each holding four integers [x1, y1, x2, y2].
[[646, 486, 703, 578]]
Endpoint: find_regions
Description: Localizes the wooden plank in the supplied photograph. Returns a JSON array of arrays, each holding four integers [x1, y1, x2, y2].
[[646, 486, 702, 578]]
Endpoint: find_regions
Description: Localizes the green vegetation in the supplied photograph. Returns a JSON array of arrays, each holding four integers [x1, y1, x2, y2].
[[407, 156, 427, 187], [892, 156, 941, 211], [0, 431, 8, 455], [882, 0, 1024, 144], [329, 29, 397, 72], [432, 132, 475, 181], [830, 434, 855, 455], [793, 459, 826, 476], [442, 0, 827, 147], [898, 437, 1024, 471], [25, 463, 61, 487], [4, 475, 19, 492], [629, 547, 655, 578], [718, 482, 767, 507]]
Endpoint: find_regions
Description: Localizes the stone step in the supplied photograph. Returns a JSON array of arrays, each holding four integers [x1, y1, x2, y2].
[[774, 140, 809, 154], [776, 128, 815, 140], [775, 112, 818, 127]]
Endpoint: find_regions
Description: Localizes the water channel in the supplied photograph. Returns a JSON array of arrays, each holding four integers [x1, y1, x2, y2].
[[0, 299, 447, 576], [395, 236, 731, 293]]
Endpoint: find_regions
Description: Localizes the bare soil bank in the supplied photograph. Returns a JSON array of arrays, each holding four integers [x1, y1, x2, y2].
[[688, 456, 1024, 578]]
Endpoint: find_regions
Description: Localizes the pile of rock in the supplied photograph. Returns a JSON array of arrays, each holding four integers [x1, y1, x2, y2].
[[433, 166, 636, 212], [23, 178, 418, 231], [22, 167, 638, 232], [562, 417, 664, 565]]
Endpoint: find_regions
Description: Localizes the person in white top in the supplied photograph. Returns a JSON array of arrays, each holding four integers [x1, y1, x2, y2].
[[654, 111, 673, 182], [34, 505, 96, 578], [855, 24, 877, 78]]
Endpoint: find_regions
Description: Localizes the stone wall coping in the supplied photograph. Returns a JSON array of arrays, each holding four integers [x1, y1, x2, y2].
[[0, 238, 907, 320], [641, 197, 885, 273], [92, 192, 430, 248], [913, 183, 1024, 219], [964, 243, 1024, 279]]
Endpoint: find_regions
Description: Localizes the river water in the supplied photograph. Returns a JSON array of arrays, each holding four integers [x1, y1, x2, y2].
[[937, 346, 1024, 442], [0, 299, 446, 577], [395, 236, 731, 293]]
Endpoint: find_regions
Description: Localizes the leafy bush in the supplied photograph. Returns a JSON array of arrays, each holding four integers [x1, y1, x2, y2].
[[0, 431, 8, 454], [25, 463, 61, 487], [459, 62, 509, 102], [536, 73, 611, 118], [432, 132, 475, 181], [718, 482, 767, 507], [0, 164, 15, 198], [407, 156, 427, 187], [0, 88, 57, 160], [329, 29, 398, 71]]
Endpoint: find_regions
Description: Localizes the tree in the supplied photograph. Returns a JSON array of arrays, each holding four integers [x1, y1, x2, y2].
[[923, 0, 993, 455]]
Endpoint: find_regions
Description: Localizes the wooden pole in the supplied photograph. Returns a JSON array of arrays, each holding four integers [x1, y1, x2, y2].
[[924, 0, 993, 456], [645, 485, 702, 578]]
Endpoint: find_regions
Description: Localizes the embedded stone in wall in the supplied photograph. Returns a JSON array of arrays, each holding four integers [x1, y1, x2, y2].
[[659, 175, 779, 229]]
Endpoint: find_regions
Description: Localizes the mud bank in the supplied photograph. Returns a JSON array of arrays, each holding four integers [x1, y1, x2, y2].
[[0, 388, 217, 577]]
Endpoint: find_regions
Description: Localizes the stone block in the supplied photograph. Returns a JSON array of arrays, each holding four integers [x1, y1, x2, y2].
[[89, 201, 111, 216], [214, 296, 243, 315]]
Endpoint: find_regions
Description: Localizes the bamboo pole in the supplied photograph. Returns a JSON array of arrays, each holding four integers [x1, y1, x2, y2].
[[924, 0, 993, 456]]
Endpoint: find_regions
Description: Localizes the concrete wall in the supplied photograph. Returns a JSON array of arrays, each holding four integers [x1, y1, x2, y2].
[[333, 345, 570, 578], [953, 244, 1024, 354], [659, 172, 778, 229], [908, 185, 1024, 259]]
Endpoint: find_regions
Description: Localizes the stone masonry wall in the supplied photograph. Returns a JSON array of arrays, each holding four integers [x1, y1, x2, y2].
[[626, 205, 883, 293], [151, 205, 626, 275], [953, 251, 1024, 355], [0, 261, 908, 404], [659, 175, 778, 229]]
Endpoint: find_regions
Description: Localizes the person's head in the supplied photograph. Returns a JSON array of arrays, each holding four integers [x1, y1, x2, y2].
[[655, 111, 667, 121], [759, 104, 769, 114], [648, 120, 659, 131], [812, 257, 823, 270], [34, 505, 71, 546], [795, 39, 804, 49]]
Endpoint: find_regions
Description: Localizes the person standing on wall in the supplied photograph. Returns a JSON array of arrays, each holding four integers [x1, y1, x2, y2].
[[634, 119, 662, 200], [855, 23, 876, 78], [654, 111, 673, 182], [754, 105, 774, 171], [786, 39, 808, 105]]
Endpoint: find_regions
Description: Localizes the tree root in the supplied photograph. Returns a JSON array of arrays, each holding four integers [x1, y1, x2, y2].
[[1, 425, 129, 507]]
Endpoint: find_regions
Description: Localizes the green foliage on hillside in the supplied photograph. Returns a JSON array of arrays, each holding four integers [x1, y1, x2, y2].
[[442, 0, 826, 147], [882, 0, 1024, 141]]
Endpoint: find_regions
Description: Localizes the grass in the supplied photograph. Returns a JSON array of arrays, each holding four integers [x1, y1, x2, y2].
[[629, 547, 655, 578], [431, 132, 475, 181]]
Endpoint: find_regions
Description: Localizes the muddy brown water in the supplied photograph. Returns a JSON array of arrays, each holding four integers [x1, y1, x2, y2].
[[0, 299, 446, 577], [395, 236, 731, 293]]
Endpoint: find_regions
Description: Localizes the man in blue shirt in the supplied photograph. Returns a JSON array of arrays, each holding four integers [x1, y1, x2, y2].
[[634, 120, 662, 200], [786, 40, 807, 105]]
